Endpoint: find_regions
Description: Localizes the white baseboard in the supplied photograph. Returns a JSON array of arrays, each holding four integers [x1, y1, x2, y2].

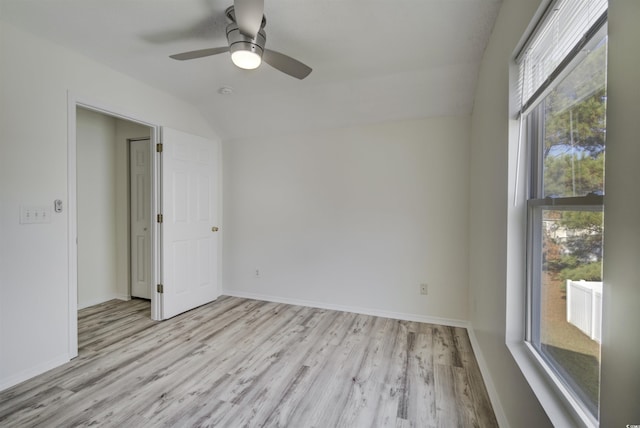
[[223, 289, 469, 328], [77, 294, 130, 310], [466, 326, 510, 428], [0, 353, 70, 392]]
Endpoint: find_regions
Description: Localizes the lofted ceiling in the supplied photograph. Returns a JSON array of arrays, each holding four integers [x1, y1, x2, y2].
[[0, 0, 502, 140]]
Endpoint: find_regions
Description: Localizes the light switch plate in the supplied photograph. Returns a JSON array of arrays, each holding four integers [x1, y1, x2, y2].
[[20, 206, 52, 224]]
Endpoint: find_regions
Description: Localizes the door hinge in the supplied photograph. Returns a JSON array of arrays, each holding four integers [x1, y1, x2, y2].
[[157, 214, 163, 223], [156, 143, 163, 153], [157, 284, 164, 293]]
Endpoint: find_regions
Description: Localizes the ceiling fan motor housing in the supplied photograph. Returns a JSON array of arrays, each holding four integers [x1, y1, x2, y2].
[[226, 23, 266, 59]]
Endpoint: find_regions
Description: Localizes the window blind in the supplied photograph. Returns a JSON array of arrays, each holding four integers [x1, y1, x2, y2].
[[516, 0, 607, 113]]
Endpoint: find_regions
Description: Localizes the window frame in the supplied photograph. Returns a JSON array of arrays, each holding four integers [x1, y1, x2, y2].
[[522, 25, 607, 425]]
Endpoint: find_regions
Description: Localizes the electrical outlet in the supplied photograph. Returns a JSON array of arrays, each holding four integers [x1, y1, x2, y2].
[[420, 283, 428, 295], [255, 268, 261, 278]]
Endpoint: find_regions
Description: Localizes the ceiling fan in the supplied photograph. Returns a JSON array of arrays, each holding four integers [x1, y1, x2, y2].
[[169, 0, 312, 80]]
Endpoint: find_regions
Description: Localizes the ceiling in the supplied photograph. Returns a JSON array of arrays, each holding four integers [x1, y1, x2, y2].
[[0, 0, 502, 140]]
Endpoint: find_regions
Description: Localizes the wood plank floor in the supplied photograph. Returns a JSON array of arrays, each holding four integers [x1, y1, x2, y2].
[[0, 297, 498, 427]]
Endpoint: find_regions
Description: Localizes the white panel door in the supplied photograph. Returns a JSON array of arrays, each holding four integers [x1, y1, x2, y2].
[[161, 127, 220, 319], [130, 139, 151, 299]]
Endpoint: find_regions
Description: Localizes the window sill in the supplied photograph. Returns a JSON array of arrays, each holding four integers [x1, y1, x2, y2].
[[506, 340, 597, 428]]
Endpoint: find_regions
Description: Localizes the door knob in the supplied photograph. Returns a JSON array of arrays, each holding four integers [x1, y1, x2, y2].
[[211, 226, 219, 232]]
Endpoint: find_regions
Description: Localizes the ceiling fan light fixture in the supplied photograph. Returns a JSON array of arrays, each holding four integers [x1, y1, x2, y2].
[[231, 48, 262, 70]]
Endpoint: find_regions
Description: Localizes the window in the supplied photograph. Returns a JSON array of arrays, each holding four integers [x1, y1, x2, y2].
[[518, 0, 607, 424]]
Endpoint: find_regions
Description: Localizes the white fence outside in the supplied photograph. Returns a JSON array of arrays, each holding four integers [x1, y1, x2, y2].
[[566, 279, 602, 343]]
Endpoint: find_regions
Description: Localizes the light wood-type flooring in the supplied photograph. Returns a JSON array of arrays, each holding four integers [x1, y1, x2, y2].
[[0, 296, 498, 427]]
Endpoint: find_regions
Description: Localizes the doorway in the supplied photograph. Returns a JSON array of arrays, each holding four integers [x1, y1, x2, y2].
[[74, 105, 156, 352], [68, 95, 221, 359], [76, 108, 153, 305]]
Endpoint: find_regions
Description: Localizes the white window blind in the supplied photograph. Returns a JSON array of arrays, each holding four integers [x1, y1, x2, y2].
[[516, 0, 607, 112]]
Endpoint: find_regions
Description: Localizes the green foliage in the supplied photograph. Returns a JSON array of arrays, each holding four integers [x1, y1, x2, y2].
[[539, 38, 607, 286], [543, 211, 603, 279], [543, 39, 608, 155], [560, 211, 604, 264], [559, 262, 602, 282], [544, 87, 607, 159], [541, 40, 607, 198], [543, 153, 605, 197], [560, 211, 603, 234], [548, 254, 578, 273]]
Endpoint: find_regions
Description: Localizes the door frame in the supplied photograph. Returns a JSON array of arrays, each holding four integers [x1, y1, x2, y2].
[[67, 92, 162, 359]]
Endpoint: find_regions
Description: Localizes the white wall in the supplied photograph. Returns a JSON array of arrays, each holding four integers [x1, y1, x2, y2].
[[0, 20, 217, 389], [599, 1, 640, 426], [77, 108, 119, 308], [223, 117, 470, 323], [469, 0, 640, 426], [468, 1, 551, 426]]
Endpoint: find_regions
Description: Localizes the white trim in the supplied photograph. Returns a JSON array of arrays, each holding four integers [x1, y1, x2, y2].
[[77, 295, 131, 311], [66, 92, 78, 359], [467, 326, 510, 428], [0, 353, 70, 392], [216, 141, 224, 300], [507, 340, 595, 427], [118, 293, 132, 302], [223, 289, 469, 329], [150, 126, 161, 321], [67, 92, 163, 361]]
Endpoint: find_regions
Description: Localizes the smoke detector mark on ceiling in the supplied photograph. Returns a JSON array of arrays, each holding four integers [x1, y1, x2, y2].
[[218, 86, 234, 95]]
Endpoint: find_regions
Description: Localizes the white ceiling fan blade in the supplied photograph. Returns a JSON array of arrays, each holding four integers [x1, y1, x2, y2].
[[234, 0, 264, 37], [263, 49, 312, 80], [169, 47, 229, 61]]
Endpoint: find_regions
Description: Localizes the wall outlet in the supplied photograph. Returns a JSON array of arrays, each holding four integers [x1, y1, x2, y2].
[[420, 283, 428, 295], [255, 268, 261, 278]]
